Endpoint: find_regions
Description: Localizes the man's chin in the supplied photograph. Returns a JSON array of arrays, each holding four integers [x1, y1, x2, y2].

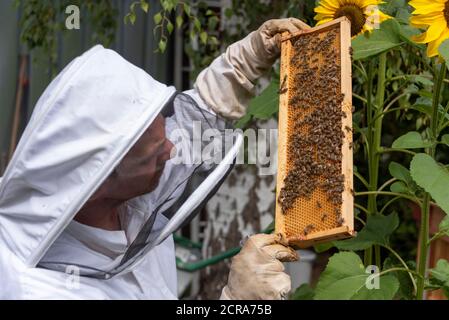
[[146, 167, 165, 193]]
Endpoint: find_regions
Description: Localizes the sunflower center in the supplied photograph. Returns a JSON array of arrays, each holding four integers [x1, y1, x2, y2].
[[334, 4, 366, 36], [444, 1, 449, 26]]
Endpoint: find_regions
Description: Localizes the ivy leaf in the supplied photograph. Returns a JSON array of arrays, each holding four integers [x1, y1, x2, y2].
[[352, 19, 404, 60], [129, 12, 136, 25], [176, 15, 183, 28], [140, 0, 149, 13], [315, 252, 399, 300], [335, 213, 399, 251], [428, 259, 449, 299], [208, 16, 219, 31], [194, 18, 201, 32], [200, 31, 208, 44], [154, 12, 162, 25], [124, 13, 131, 25], [441, 134, 449, 147], [392, 131, 432, 149], [167, 20, 174, 34], [183, 3, 191, 16], [158, 39, 167, 53], [410, 153, 449, 214], [291, 284, 315, 300]]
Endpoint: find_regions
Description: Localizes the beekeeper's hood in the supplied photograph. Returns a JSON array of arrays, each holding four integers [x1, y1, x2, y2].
[[0, 45, 242, 279]]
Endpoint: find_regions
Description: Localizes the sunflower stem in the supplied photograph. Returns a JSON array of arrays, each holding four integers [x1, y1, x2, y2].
[[368, 53, 387, 268], [416, 61, 446, 300], [363, 58, 375, 266]]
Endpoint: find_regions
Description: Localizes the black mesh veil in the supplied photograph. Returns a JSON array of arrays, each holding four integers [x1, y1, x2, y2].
[[38, 92, 242, 279]]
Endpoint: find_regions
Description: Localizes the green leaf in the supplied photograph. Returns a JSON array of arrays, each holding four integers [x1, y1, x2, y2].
[[413, 75, 433, 87], [208, 16, 219, 31], [140, 0, 149, 13], [389, 162, 412, 184], [200, 31, 208, 44], [194, 18, 201, 32], [392, 131, 432, 149], [314, 242, 334, 253], [335, 213, 399, 251], [291, 284, 315, 300], [167, 20, 174, 34], [124, 13, 131, 25], [315, 252, 399, 300], [428, 259, 449, 299], [441, 134, 449, 147], [129, 12, 136, 25], [390, 181, 408, 193], [161, 0, 174, 11], [183, 3, 191, 16], [176, 15, 183, 28], [410, 153, 449, 214], [158, 39, 167, 52], [438, 215, 449, 236], [246, 80, 280, 120], [439, 39, 449, 71], [352, 19, 404, 60], [383, 257, 415, 300], [154, 12, 162, 25]]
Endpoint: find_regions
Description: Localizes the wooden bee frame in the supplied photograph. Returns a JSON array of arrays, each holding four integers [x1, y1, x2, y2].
[[275, 17, 355, 248]]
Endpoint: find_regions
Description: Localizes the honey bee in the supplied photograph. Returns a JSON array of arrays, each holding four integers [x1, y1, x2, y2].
[[321, 213, 328, 222], [303, 224, 315, 236]]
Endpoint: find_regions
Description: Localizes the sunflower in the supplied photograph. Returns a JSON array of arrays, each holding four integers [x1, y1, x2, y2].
[[314, 0, 390, 37], [410, 0, 449, 57]]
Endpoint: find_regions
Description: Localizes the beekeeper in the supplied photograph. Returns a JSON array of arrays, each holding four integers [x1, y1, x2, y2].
[[0, 18, 307, 299]]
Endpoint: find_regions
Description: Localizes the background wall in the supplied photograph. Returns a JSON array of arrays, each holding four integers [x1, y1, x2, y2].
[[0, 0, 184, 173]]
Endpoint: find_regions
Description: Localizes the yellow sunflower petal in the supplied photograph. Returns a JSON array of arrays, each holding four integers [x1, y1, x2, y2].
[[410, 11, 443, 28], [412, 31, 429, 43], [318, 0, 341, 10], [316, 18, 334, 26], [314, 5, 336, 15], [427, 29, 449, 57], [410, 1, 445, 15], [351, 0, 381, 8], [413, 16, 446, 44], [315, 13, 333, 21]]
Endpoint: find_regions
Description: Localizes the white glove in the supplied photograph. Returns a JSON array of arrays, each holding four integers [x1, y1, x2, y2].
[[220, 233, 299, 300], [194, 18, 310, 120]]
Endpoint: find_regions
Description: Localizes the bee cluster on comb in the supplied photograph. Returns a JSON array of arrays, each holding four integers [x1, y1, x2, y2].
[[275, 17, 355, 248]]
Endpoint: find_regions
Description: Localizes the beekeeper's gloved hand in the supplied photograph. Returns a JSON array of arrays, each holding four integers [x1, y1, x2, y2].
[[194, 18, 309, 120], [220, 233, 299, 300]]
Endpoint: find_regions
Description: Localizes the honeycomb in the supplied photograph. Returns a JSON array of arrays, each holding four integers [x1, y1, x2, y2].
[[275, 17, 354, 248]]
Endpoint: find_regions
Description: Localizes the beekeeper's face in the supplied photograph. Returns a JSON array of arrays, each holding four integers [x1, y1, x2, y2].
[[100, 114, 174, 201]]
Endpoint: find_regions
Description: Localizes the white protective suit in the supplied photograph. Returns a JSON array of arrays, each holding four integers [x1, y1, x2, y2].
[[0, 45, 241, 299], [0, 18, 307, 300]]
